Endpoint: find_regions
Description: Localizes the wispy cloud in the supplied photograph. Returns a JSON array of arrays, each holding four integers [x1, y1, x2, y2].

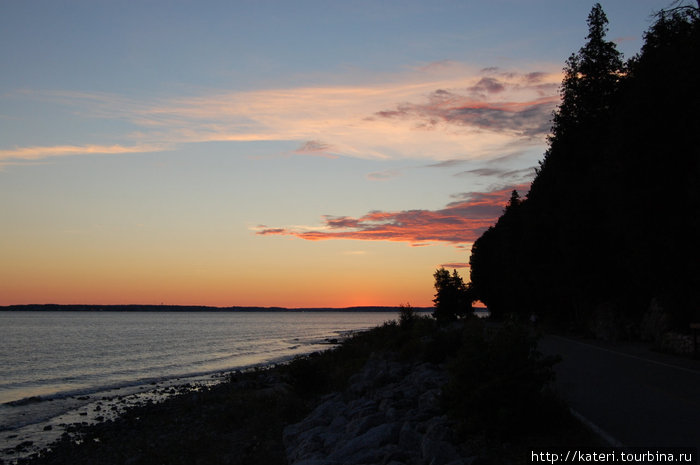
[[366, 169, 401, 181], [456, 166, 537, 183], [0, 143, 168, 162], [256, 184, 529, 246], [440, 262, 470, 269], [7, 63, 561, 163], [372, 90, 558, 138], [293, 140, 338, 158], [342, 250, 367, 256], [425, 159, 471, 169]]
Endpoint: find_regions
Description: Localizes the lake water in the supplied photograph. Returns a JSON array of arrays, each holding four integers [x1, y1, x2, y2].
[[0, 311, 395, 460]]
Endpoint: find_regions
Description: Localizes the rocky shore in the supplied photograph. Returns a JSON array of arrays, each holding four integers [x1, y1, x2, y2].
[[6, 318, 599, 465], [284, 355, 468, 465], [6, 356, 473, 465]]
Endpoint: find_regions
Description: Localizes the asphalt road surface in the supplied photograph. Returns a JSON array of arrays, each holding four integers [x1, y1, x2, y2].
[[538, 335, 700, 448]]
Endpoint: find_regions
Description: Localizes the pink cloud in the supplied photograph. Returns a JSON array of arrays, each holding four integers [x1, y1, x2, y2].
[[257, 184, 529, 245], [374, 92, 559, 138], [294, 140, 338, 158], [16, 66, 560, 164], [440, 262, 470, 269]]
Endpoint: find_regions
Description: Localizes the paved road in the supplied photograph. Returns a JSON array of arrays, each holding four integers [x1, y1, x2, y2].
[[538, 335, 700, 448]]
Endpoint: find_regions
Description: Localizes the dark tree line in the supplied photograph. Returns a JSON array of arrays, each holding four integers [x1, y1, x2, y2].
[[468, 3, 700, 335]]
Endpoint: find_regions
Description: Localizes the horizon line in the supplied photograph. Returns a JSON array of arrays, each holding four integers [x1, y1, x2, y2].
[[0, 303, 439, 312]]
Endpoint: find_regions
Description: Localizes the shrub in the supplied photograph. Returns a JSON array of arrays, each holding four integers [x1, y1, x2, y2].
[[398, 303, 417, 329], [443, 320, 562, 439]]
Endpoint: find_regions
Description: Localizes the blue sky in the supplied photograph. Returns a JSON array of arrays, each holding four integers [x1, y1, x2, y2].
[[0, 0, 673, 306]]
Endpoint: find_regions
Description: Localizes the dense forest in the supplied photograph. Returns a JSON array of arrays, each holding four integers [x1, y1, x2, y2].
[[468, 3, 700, 338]]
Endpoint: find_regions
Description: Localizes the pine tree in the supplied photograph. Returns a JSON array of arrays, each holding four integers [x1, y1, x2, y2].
[[552, 3, 623, 139], [469, 2, 700, 329], [471, 4, 626, 323], [432, 268, 471, 321]]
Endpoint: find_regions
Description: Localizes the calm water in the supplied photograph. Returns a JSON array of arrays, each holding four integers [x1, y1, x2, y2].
[[0, 310, 393, 458]]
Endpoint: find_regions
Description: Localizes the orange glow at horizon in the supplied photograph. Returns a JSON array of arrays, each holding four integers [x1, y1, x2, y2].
[[0, 248, 439, 308], [0, 183, 522, 309]]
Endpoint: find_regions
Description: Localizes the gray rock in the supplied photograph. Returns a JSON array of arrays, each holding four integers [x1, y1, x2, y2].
[[285, 355, 466, 465], [422, 437, 461, 465], [330, 422, 401, 460], [346, 398, 378, 419], [398, 421, 422, 453], [345, 412, 386, 437], [328, 413, 348, 430], [287, 428, 326, 461], [424, 415, 454, 441]]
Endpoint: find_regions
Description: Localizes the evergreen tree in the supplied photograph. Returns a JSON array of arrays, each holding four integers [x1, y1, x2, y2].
[[534, 2, 624, 188], [524, 3, 626, 321], [554, 4, 623, 134], [608, 5, 700, 327], [469, 190, 530, 320], [432, 268, 471, 321], [469, 3, 700, 331]]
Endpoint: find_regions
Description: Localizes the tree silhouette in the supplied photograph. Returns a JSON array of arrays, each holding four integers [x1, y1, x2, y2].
[[522, 2, 626, 323], [469, 190, 530, 320], [554, 4, 623, 132], [432, 268, 472, 321], [468, 4, 700, 332]]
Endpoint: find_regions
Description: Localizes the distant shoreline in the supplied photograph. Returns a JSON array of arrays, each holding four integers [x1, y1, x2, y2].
[[0, 304, 434, 313]]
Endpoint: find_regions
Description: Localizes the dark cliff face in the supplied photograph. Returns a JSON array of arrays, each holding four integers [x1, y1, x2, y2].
[[469, 6, 700, 330]]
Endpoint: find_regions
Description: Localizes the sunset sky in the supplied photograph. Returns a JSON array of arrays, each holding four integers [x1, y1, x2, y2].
[[1, 0, 669, 307]]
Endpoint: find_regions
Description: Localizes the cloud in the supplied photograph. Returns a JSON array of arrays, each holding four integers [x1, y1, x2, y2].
[[256, 227, 286, 235], [256, 184, 528, 246], [439, 262, 470, 269], [459, 168, 504, 177], [0, 143, 168, 162], [480, 66, 500, 74], [456, 166, 537, 183], [425, 159, 462, 168], [9, 63, 561, 163], [366, 169, 401, 181], [373, 90, 558, 138], [294, 140, 337, 158], [524, 72, 548, 83], [449, 183, 529, 203], [375, 68, 561, 138], [467, 77, 506, 95], [485, 151, 528, 164]]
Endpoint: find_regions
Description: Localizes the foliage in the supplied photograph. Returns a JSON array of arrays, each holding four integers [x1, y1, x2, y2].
[[398, 302, 417, 329], [551, 3, 623, 137], [284, 314, 436, 397], [442, 320, 563, 439], [284, 315, 565, 442], [432, 267, 473, 321], [469, 190, 527, 320], [468, 3, 700, 332]]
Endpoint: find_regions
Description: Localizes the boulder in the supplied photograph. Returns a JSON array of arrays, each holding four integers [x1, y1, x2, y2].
[[284, 354, 464, 465]]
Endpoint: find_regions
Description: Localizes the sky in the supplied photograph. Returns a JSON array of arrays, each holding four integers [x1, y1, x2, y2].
[[0, 0, 673, 307]]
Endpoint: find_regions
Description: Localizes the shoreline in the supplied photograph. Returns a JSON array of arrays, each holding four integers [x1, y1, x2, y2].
[[2, 364, 261, 463], [4, 317, 604, 465], [1, 311, 389, 462], [0, 341, 345, 464]]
